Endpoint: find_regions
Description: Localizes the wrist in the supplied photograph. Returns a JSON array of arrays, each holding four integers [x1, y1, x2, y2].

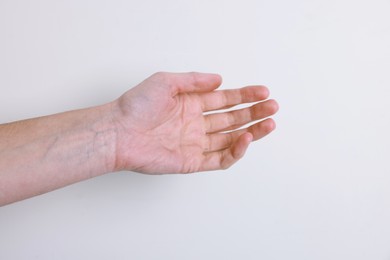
[[87, 102, 120, 174], [106, 99, 143, 173], [104, 99, 137, 173]]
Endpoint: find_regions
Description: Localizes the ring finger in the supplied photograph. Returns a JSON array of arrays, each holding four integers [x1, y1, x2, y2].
[[203, 99, 278, 134], [204, 118, 276, 152]]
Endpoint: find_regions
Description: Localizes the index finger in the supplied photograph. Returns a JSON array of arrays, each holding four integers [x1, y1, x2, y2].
[[199, 85, 270, 112]]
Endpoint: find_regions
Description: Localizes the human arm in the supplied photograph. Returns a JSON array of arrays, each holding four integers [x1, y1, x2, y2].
[[0, 72, 278, 205]]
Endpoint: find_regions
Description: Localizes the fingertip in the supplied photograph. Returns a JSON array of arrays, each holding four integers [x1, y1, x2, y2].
[[207, 72, 223, 89], [258, 85, 270, 99], [242, 85, 270, 102], [268, 99, 279, 114], [252, 85, 269, 98], [190, 72, 223, 92], [244, 132, 254, 143], [264, 118, 276, 132], [212, 73, 223, 85]]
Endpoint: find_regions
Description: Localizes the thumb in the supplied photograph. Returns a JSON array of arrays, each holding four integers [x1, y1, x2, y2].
[[162, 72, 222, 95]]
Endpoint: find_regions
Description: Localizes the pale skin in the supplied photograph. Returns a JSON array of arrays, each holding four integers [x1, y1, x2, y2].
[[0, 72, 278, 206]]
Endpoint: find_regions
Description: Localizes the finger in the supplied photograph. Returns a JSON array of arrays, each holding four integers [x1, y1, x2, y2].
[[199, 85, 269, 112], [247, 118, 276, 141], [201, 132, 253, 171], [204, 99, 278, 133], [152, 72, 222, 95], [204, 118, 276, 152]]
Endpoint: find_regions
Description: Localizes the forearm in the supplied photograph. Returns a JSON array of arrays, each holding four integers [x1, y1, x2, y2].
[[0, 103, 117, 205]]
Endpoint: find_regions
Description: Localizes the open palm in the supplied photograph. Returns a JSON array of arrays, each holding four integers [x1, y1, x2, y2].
[[112, 72, 278, 174]]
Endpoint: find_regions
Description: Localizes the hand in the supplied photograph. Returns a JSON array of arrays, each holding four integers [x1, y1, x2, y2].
[[111, 72, 278, 174]]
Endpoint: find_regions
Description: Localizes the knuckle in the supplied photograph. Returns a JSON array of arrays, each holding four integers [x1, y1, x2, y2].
[[225, 133, 233, 147], [204, 136, 211, 152], [227, 112, 236, 126]]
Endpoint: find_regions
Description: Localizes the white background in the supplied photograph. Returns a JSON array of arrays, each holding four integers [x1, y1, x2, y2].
[[1, 0, 390, 259]]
